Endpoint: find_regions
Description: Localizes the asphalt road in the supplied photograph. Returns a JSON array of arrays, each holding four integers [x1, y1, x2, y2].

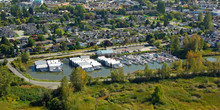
[[7, 63, 60, 89]]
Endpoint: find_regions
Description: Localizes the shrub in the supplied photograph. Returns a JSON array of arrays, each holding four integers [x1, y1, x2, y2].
[[137, 88, 146, 92], [99, 88, 109, 97], [48, 97, 62, 110], [6, 86, 47, 101], [5, 94, 20, 102]]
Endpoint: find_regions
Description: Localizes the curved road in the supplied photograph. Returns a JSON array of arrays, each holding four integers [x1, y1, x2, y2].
[[7, 63, 60, 89]]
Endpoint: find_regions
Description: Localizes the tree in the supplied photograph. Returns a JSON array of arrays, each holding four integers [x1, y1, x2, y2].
[[29, 7, 34, 15], [28, 16, 35, 23], [118, 8, 126, 15], [22, 7, 30, 18], [10, 5, 21, 18], [35, 46, 42, 52], [203, 11, 213, 30], [0, 44, 10, 57], [145, 19, 151, 26], [63, 13, 70, 21], [1, 36, 10, 46], [157, 1, 166, 14], [1, 11, 6, 20], [198, 12, 203, 22], [28, 38, 35, 47], [156, 22, 161, 27], [217, 43, 220, 52], [164, 18, 169, 26], [60, 17, 65, 23], [20, 51, 30, 63], [60, 41, 68, 50], [170, 36, 180, 53], [144, 64, 153, 80], [60, 76, 72, 110], [173, 59, 183, 74], [48, 97, 62, 110], [37, 35, 46, 41], [151, 85, 164, 105], [158, 63, 169, 79], [110, 67, 125, 82], [118, 67, 125, 82], [0, 66, 11, 96], [153, 40, 161, 47], [41, 90, 52, 106], [55, 28, 64, 37], [123, 37, 130, 45], [149, 38, 155, 45], [70, 67, 88, 91], [103, 40, 113, 47], [129, 15, 137, 21], [75, 5, 85, 19]]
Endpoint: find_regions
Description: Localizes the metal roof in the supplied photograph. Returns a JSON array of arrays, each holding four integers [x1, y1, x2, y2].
[[97, 50, 114, 55]]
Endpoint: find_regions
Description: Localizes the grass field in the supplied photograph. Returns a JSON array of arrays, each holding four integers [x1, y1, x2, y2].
[[67, 76, 220, 110]]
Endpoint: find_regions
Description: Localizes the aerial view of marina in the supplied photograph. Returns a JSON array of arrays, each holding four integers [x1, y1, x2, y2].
[[0, 0, 220, 109]]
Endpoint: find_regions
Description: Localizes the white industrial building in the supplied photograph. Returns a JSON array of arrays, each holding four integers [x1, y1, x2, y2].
[[77, 62, 94, 72], [69, 56, 102, 72], [34, 60, 48, 72], [85, 59, 102, 70], [47, 59, 63, 72], [97, 56, 123, 68]]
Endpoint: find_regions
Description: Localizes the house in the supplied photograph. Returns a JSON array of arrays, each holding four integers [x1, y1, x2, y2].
[[55, 38, 67, 43]]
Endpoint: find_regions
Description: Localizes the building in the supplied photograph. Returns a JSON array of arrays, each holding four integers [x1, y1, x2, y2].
[[30, 0, 44, 4], [34, 60, 48, 72], [77, 62, 94, 72], [69, 56, 102, 72], [96, 50, 114, 56], [84, 59, 102, 70], [47, 59, 63, 72], [97, 56, 122, 68]]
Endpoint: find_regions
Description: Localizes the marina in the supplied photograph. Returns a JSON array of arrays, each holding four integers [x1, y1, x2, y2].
[[116, 53, 179, 66], [28, 55, 219, 80]]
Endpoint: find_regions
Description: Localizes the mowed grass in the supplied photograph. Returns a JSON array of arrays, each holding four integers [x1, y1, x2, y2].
[[73, 76, 220, 110]]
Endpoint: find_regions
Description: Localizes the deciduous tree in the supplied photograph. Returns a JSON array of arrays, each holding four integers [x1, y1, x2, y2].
[[70, 67, 88, 91]]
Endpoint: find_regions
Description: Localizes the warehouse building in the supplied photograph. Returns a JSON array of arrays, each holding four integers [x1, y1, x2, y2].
[[34, 60, 48, 72], [47, 59, 63, 72]]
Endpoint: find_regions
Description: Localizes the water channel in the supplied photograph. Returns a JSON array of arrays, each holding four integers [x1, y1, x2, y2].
[[26, 56, 220, 80]]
